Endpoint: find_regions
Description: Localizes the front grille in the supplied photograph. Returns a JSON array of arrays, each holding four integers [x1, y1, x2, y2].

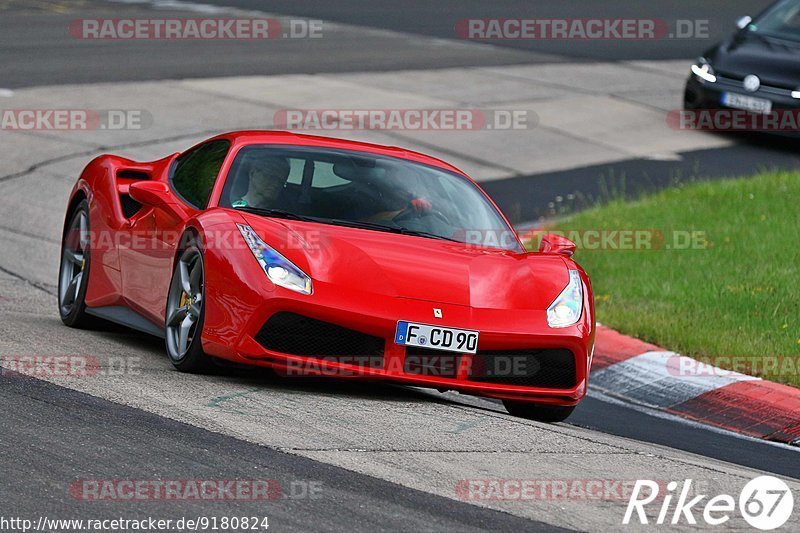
[[256, 312, 385, 358], [469, 349, 576, 389], [404, 347, 461, 378], [715, 74, 793, 98]]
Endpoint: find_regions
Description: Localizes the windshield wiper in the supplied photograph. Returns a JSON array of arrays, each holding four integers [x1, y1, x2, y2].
[[233, 206, 319, 222], [396, 228, 459, 242], [325, 219, 459, 242]]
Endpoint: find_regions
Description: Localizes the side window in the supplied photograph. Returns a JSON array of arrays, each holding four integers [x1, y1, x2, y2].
[[286, 158, 305, 185], [285, 159, 349, 188], [313, 162, 351, 188], [171, 140, 230, 208]]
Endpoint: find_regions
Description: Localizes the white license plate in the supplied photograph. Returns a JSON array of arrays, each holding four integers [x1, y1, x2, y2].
[[722, 92, 772, 113], [395, 321, 479, 354]]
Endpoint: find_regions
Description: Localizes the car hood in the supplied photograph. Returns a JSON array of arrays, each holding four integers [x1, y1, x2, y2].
[[239, 213, 571, 310], [708, 33, 800, 87]]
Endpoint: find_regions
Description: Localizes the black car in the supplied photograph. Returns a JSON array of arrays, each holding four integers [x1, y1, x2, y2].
[[684, 0, 800, 115]]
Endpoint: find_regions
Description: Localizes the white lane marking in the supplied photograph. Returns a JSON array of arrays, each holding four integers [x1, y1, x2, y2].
[[110, 0, 223, 13], [0, 89, 14, 97], [108, 0, 279, 15], [591, 350, 760, 408], [645, 153, 684, 161], [146, 0, 229, 14]]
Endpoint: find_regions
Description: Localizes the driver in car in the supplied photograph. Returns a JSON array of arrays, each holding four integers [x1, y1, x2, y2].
[[231, 154, 292, 208], [359, 165, 433, 224]]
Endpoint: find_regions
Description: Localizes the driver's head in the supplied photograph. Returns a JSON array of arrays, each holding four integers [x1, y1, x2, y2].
[[242, 153, 291, 202]]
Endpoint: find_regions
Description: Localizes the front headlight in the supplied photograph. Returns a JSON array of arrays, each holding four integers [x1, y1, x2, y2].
[[547, 270, 583, 328], [691, 57, 716, 83], [237, 224, 313, 295]]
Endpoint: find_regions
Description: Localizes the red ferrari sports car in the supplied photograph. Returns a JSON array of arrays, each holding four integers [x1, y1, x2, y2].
[[59, 131, 594, 422]]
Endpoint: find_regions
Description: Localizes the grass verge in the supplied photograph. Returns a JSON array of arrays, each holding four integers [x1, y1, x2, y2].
[[539, 171, 800, 386]]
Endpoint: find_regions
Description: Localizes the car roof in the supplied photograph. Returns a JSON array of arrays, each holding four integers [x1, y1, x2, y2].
[[205, 130, 468, 176]]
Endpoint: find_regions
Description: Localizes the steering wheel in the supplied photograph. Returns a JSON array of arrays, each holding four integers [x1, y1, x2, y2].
[[392, 204, 451, 227]]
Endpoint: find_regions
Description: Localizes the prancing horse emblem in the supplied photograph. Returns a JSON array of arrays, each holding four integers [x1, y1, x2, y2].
[[433, 308, 443, 318]]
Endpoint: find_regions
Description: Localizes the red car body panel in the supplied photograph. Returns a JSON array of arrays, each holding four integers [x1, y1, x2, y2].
[[64, 131, 595, 406]]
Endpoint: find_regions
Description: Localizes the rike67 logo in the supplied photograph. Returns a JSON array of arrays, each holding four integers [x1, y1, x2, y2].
[[624, 476, 794, 529]]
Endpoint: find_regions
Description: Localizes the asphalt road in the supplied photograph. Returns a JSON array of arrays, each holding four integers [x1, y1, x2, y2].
[[0, 0, 775, 88], [569, 395, 800, 479], [0, 0, 541, 89], [484, 134, 800, 222], [1, 271, 798, 531], [429, 389, 800, 479], [211, 0, 775, 60], [0, 372, 563, 532], [3, 0, 797, 215]]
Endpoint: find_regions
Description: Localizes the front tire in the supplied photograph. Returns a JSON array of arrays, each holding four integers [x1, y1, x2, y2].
[[165, 243, 212, 373], [503, 400, 575, 423], [58, 200, 98, 328]]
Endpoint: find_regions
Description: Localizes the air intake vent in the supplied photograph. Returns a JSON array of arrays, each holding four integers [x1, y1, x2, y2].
[[256, 312, 385, 358], [469, 349, 576, 389], [117, 169, 151, 180]]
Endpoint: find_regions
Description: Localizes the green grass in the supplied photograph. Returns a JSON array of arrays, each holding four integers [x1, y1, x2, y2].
[[543, 171, 800, 386]]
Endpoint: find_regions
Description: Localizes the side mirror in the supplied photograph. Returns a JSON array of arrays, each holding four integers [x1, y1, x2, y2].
[[128, 181, 187, 220], [538, 233, 576, 257], [736, 15, 752, 30], [128, 181, 173, 206]]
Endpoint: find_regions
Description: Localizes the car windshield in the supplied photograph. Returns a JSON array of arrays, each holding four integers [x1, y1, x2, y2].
[[750, 0, 800, 41], [219, 145, 521, 251]]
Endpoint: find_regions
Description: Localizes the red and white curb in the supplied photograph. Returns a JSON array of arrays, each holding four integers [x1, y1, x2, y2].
[[590, 325, 800, 446]]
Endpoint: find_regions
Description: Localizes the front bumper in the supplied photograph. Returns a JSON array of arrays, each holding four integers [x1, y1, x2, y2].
[[684, 75, 800, 111], [203, 278, 594, 406]]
